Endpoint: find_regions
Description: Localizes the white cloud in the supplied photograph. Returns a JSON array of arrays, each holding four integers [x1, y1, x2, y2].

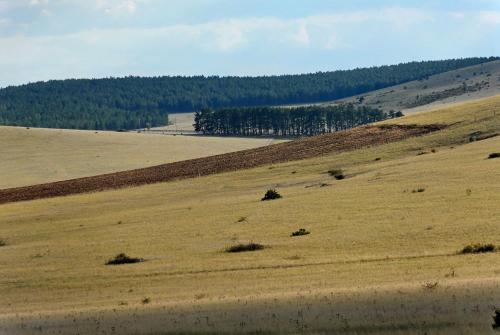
[[324, 34, 339, 50], [93, 0, 145, 15], [40, 8, 52, 16], [2, 6, 498, 87], [478, 11, 500, 25], [292, 24, 310, 45], [0, 8, 437, 61], [449, 11, 466, 20], [29, 0, 50, 6]]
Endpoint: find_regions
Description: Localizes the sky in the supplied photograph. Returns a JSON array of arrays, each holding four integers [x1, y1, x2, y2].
[[0, 0, 499, 87]]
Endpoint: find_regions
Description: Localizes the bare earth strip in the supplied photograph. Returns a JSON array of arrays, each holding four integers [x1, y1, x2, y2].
[[0, 124, 444, 204]]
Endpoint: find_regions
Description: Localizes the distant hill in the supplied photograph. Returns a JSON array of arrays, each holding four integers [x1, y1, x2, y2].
[[0, 57, 497, 130], [332, 60, 500, 113]]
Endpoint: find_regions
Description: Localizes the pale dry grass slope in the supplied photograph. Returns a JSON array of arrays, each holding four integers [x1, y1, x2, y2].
[[0, 96, 499, 334], [0, 126, 281, 189]]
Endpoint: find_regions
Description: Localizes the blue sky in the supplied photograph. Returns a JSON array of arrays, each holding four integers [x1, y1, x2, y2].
[[0, 0, 499, 87]]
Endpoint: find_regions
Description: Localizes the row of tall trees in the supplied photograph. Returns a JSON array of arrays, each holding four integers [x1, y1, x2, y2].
[[194, 105, 403, 137], [0, 57, 495, 130]]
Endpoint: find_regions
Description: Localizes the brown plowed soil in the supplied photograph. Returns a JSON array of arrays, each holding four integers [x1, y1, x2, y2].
[[0, 124, 445, 204]]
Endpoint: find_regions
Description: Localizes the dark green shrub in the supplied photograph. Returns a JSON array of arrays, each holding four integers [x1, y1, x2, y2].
[[261, 189, 281, 201], [328, 169, 345, 180], [106, 253, 144, 265], [488, 153, 500, 159], [291, 228, 310, 237], [460, 243, 496, 254], [226, 243, 265, 253], [0, 239, 6, 247]]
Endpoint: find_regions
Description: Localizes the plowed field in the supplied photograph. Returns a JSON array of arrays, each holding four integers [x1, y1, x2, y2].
[[0, 124, 444, 204]]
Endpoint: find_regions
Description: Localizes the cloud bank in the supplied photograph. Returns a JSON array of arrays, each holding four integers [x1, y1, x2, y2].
[[0, 1, 499, 87]]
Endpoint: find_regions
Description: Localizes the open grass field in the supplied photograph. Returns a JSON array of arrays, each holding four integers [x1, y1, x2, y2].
[[0, 126, 281, 189], [0, 124, 442, 204], [0, 96, 499, 334]]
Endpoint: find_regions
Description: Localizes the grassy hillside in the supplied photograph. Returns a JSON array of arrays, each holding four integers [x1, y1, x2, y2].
[[0, 126, 281, 189], [332, 60, 500, 114], [0, 96, 499, 334]]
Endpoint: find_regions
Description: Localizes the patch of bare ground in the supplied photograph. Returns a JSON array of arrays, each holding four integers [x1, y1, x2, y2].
[[0, 124, 444, 204]]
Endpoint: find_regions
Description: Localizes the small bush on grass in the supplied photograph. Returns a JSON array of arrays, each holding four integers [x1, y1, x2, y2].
[[493, 309, 500, 330], [488, 153, 500, 159], [412, 188, 426, 193], [460, 243, 497, 254], [106, 253, 144, 265], [423, 281, 439, 290], [261, 189, 281, 201], [226, 243, 265, 253], [328, 169, 345, 180], [291, 228, 310, 237], [0, 239, 6, 247]]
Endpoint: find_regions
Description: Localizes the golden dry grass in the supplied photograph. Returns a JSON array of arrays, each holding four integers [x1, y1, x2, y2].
[[0, 126, 281, 188], [0, 96, 500, 333]]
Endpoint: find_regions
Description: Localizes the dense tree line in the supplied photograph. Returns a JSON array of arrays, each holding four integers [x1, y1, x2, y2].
[[0, 57, 496, 130], [194, 105, 402, 137]]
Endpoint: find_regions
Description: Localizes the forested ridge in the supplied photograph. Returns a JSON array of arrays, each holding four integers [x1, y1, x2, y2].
[[194, 105, 402, 137], [0, 57, 497, 130]]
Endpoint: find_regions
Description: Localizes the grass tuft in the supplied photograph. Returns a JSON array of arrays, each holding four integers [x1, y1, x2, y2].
[[0, 239, 6, 247], [226, 243, 265, 253], [105, 253, 144, 265], [423, 281, 439, 289], [291, 228, 310, 237], [460, 243, 497, 254], [328, 169, 345, 180]]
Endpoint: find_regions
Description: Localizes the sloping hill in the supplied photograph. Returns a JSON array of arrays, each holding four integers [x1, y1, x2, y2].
[[332, 60, 500, 113], [0, 124, 442, 204], [0, 126, 282, 189], [0, 95, 499, 334]]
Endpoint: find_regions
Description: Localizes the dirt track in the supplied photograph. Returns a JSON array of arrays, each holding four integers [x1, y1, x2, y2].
[[0, 124, 444, 204]]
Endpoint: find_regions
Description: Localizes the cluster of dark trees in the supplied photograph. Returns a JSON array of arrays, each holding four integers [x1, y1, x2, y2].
[[0, 57, 496, 130], [194, 105, 403, 137]]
